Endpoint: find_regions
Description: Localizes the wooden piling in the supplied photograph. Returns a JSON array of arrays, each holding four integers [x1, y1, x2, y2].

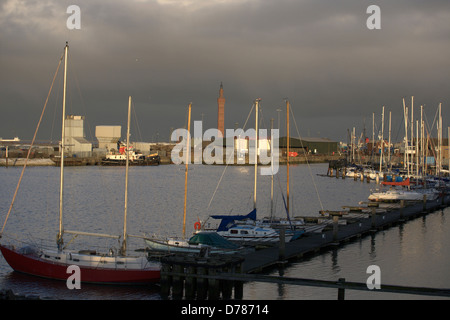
[[400, 199, 405, 219], [234, 262, 244, 299], [196, 266, 208, 300], [332, 215, 339, 242], [185, 265, 197, 299], [279, 228, 286, 261], [222, 265, 233, 300], [371, 207, 376, 229], [160, 254, 244, 300], [172, 264, 184, 299], [337, 278, 346, 300], [208, 267, 220, 300], [160, 263, 171, 298]]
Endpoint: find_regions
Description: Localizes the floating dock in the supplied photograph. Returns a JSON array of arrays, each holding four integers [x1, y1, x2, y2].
[[160, 191, 450, 299], [242, 193, 449, 273]]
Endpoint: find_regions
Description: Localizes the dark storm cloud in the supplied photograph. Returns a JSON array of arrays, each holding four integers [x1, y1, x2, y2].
[[1, 0, 449, 142]]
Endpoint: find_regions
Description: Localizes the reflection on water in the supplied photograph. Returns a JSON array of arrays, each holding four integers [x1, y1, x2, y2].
[[1, 164, 449, 299]]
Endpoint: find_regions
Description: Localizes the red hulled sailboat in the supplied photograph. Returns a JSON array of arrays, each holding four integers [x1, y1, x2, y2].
[[0, 43, 160, 285]]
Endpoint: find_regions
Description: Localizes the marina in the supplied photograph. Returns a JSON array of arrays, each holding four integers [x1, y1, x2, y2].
[[1, 0, 450, 307], [1, 163, 449, 300], [158, 191, 450, 299], [1, 86, 449, 299]]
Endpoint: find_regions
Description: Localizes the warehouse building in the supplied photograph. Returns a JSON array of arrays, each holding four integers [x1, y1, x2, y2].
[[278, 137, 339, 155]]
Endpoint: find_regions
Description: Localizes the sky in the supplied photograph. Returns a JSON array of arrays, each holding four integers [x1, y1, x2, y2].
[[1, 0, 449, 143]]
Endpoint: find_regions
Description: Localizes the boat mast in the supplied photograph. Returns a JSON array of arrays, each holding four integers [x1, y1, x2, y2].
[[411, 96, 414, 176], [120, 96, 132, 256], [270, 118, 274, 217], [253, 99, 260, 210], [403, 99, 409, 176], [438, 103, 442, 177], [416, 120, 419, 177], [57, 42, 69, 249], [421, 106, 424, 178], [379, 106, 384, 173], [182, 103, 192, 239], [286, 100, 290, 215]]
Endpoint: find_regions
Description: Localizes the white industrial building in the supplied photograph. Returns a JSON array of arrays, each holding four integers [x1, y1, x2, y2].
[[64, 115, 92, 156], [95, 125, 122, 152]]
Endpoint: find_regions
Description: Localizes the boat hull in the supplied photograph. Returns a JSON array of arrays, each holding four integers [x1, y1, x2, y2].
[[0, 244, 160, 285], [368, 189, 439, 202], [145, 238, 206, 254], [101, 159, 160, 166], [217, 225, 293, 244], [145, 237, 240, 255]]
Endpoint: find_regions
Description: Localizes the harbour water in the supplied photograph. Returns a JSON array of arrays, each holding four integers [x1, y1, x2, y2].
[[0, 163, 449, 300]]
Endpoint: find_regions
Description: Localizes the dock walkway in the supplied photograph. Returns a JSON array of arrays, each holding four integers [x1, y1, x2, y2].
[[159, 193, 449, 299], [242, 194, 450, 273]]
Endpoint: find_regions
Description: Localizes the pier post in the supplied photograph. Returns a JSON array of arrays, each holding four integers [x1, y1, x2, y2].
[[160, 263, 172, 298], [185, 265, 197, 299], [222, 265, 233, 300], [423, 195, 427, 212], [337, 278, 346, 300], [400, 200, 405, 220], [279, 228, 286, 261], [332, 214, 339, 241], [234, 262, 244, 299], [208, 267, 220, 300], [172, 264, 184, 299], [196, 266, 208, 300], [371, 207, 376, 229]]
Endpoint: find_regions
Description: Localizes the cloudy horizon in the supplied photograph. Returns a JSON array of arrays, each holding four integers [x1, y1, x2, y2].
[[1, 0, 449, 143]]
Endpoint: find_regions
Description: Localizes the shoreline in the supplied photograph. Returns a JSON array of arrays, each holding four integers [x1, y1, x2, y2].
[[0, 155, 345, 167]]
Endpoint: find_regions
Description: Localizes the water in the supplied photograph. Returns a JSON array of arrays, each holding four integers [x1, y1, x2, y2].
[[0, 163, 449, 300]]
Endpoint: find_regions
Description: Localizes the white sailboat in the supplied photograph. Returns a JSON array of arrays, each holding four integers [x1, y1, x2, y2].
[[368, 187, 439, 202], [0, 43, 160, 284], [210, 99, 294, 244]]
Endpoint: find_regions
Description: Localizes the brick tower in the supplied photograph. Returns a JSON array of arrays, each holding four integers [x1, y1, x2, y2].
[[217, 82, 225, 137]]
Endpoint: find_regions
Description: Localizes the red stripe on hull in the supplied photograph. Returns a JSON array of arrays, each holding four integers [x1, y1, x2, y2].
[[0, 245, 160, 285]]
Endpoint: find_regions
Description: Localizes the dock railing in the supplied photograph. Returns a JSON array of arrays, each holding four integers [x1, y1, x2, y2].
[[162, 269, 450, 300]]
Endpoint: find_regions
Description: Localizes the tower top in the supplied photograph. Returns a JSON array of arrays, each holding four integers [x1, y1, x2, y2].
[[219, 82, 224, 98], [217, 82, 225, 137]]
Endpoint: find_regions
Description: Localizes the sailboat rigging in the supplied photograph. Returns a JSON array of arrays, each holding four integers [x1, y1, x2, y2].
[[0, 42, 160, 284], [144, 104, 241, 254], [254, 100, 326, 235], [207, 99, 299, 244]]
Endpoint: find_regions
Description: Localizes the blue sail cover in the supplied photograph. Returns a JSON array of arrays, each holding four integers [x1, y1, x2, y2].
[[210, 209, 257, 232]]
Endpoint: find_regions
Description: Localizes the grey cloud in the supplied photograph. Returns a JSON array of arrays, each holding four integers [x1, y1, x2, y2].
[[1, 0, 449, 142]]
